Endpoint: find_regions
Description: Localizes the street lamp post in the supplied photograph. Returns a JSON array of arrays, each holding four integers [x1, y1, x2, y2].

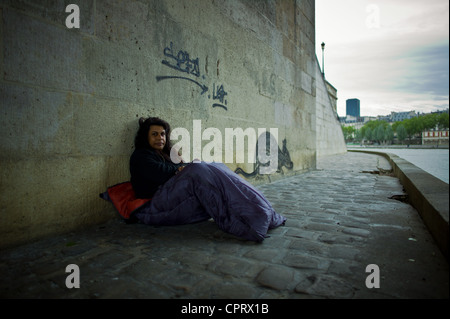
[[321, 42, 325, 77]]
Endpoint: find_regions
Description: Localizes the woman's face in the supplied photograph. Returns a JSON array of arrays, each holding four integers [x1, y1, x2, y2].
[[148, 125, 166, 151]]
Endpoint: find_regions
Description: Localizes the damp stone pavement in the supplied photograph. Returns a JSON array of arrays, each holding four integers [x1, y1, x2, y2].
[[0, 152, 448, 300]]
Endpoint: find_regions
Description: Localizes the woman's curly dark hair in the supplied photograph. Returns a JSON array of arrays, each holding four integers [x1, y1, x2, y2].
[[134, 117, 173, 158]]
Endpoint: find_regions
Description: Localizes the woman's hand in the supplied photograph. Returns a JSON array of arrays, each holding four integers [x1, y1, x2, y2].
[[175, 166, 185, 174]]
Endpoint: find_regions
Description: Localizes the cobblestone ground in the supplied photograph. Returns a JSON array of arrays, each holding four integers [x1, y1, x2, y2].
[[0, 152, 448, 299]]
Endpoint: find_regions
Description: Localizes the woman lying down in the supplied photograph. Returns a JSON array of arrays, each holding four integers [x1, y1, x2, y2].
[[102, 117, 286, 242]]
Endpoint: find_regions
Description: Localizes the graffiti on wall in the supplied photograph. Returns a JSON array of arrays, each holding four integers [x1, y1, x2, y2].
[[156, 42, 292, 176], [156, 42, 228, 110], [162, 41, 201, 77], [234, 131, 294, 178], [211, 83, 228, 110]]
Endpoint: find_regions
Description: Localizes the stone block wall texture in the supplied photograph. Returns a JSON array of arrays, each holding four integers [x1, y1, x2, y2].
[[315, 58, 346, 158], [0, 0, 345, 248]]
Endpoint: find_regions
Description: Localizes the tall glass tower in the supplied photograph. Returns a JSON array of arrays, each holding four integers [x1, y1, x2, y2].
[[346, 99, 360, 117]]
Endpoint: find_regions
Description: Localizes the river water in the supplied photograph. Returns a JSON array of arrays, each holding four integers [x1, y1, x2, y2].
[[348, 147, 449, 184]]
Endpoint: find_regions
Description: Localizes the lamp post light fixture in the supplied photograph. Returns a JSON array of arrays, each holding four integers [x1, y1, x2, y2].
[[321, 42, 325, 76]]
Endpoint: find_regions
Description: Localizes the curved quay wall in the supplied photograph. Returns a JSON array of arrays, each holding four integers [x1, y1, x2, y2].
[[349, 150, 449, 261]]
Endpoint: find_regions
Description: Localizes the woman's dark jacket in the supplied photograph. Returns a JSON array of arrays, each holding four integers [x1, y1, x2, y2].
[[129, 147, 183, 198]]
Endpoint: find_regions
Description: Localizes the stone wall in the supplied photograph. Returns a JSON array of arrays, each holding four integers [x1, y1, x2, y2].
[[315, 58, 347, 158], [0, 0, 345, 248]]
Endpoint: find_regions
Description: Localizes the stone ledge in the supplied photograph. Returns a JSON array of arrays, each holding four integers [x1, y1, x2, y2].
[[349, 150, 449, 261]]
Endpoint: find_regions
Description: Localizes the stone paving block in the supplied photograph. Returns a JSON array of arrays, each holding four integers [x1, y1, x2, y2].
[[99, 277, 169, 299], [210, 282, 259, 299], [30, 260, 64, 277], [326, 260, 362, 278], [317, 232, 366, 246], [341, 227, 371, 238], [173, 250, 217, 268], [288, 238, 330, 257], [163, 270, 214, 296], [284, 227, 319, 240], [309, 217, 338, 225], [256, 265, 296, 291], [327, 244, 362, 261], [306, 211, 339, 219], [243, 248, 285, 263], [295, 274, 355, 298], [207, 256, 263, 279], [300, 222, 340, 233], [120, 258, 170, 284], [334, 215, 371, 227], [282, 253, 330, 270], [84, 249, 135, 273], [60, 241, 99, 257]]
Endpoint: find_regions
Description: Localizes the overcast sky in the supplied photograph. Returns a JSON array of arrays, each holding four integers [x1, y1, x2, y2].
[[315, 0, 449, 117]]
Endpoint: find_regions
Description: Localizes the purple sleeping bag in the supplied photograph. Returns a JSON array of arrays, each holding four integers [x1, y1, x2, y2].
[[131, 161, 286, 242]]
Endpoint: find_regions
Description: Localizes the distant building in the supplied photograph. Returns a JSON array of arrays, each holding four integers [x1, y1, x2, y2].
[[391, 111, 417, 122], [377, 115, 391, 122], [341, 115, 358, 124], [422, 128, 449, 146], [339, 115, 376, 131], [341, 107, 449, 146], [420, 109, 449, 145], [346, 99, 360, 117]]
